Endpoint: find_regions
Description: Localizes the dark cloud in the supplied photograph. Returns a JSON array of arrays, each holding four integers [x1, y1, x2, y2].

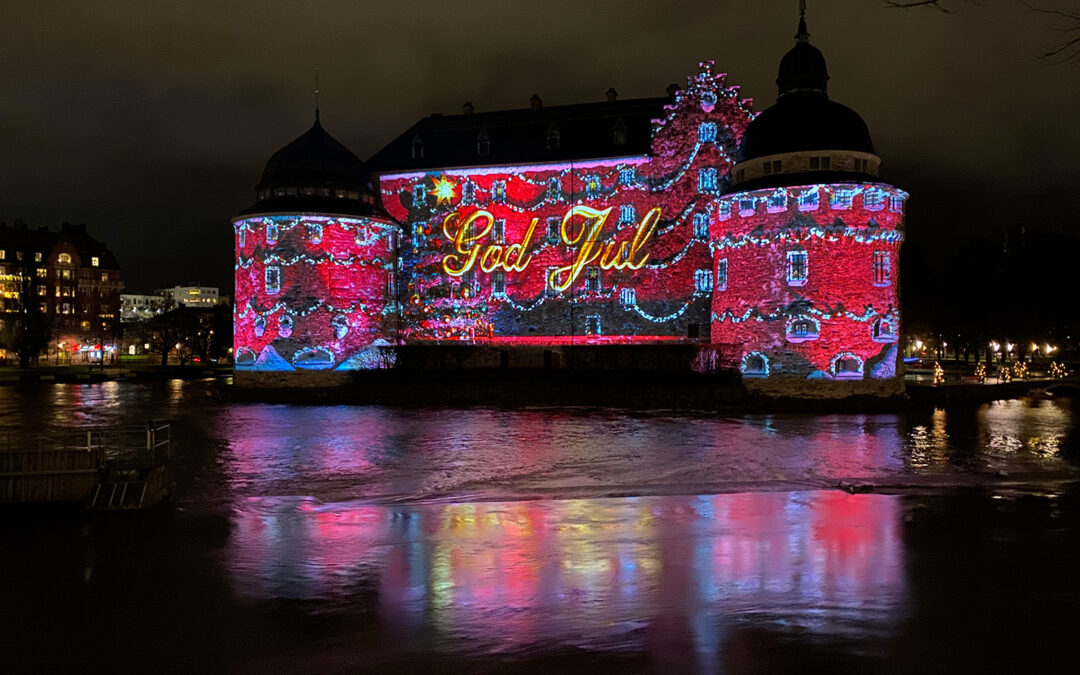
[[1, 0, 1077, 291]]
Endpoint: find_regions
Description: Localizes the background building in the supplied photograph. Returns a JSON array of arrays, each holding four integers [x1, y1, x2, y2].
[[0, 221, 123, 364], [160, 284, 220, 308]]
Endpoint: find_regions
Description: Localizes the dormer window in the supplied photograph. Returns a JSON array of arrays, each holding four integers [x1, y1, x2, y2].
[[613, 116, 627, 145], [477, 128, 490, 156], [58, 253, 72, 264], [546, 123, 560, 151], [411, 134, 424, 160]]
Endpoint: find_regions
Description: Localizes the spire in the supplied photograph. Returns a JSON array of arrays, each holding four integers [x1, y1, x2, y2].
[[314, 67, 321, 124], [796, 0, 809, 43]]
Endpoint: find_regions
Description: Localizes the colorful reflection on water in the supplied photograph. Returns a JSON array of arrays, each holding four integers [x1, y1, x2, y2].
[[227, 491, 904, 666]]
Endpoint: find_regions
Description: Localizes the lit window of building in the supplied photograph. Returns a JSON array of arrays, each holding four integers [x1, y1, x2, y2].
[[58, 253, 71, 264], [693, 212, 709, 239], [798, 188, 819, 211], [546, 216, 560, 244], [619, 287, 636, 306], [738, 197, 755, 216], [872, 251, 891, 286], [698, 121, 717, 143], [694, 269, 712, 293], [786, 317, 820, 343], [618, 168, 635, 185], [91, 256, 99, 267], [786, 250, 808, 286], [266, 222, 278, 245], [698, 167, 718, 192], [492, 180, 506, 203], [492, 271, 506, 297], [767, 190, 786, 212], [830, 188, 853, 209], [619, 204, 636, 225], [889, 195, 904, 212], [716, 259, 728, 291], [265, 266, 281, 295], [717, 201, 732, 220], [492, 219, 505, 244], [585, 315, 601, 335], [863, 189, 884, 211], [585, 267, 601, 293]]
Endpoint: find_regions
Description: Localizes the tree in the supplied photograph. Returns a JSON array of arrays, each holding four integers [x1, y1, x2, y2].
[[885, 1, 1080, 62]]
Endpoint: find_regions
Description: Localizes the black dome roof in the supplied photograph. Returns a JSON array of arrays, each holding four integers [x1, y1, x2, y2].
[[737, 12, 875, 163], [738, 93, 875, 162], [256, 115, 368, 193]]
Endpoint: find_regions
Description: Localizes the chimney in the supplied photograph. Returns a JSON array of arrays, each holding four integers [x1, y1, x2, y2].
[[529, 94, 542, 111], [462, 101, 474, 115], [605, 87, 618, 103], [666, 83, 681, 98]]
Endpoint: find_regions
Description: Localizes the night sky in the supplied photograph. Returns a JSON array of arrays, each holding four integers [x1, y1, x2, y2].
[[2, 0, 1077, 293]]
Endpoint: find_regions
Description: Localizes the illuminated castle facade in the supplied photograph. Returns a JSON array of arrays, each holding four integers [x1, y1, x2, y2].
[[233, 11, 906, 396]]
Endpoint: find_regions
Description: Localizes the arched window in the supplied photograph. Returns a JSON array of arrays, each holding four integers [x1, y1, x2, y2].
[[786, 316, 820, 343], [830, 353, 864, 380], [873, 317, 898, 343], [741, 352, 769, 377], [57, 253, 72, 264]]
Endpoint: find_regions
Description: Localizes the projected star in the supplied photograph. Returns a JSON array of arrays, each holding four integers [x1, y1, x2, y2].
[[431, 176, 456, 206]]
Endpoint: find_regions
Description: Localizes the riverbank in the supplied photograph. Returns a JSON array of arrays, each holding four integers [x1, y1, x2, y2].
[[0, 364, 232, 385]]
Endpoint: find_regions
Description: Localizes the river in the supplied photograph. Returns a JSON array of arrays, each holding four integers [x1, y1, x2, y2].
[[2, 380, 1079, 672]]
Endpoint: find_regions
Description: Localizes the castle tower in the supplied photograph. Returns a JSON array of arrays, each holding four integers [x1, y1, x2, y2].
[[232, 111, 400, 382], [711, 6, 907, 396]]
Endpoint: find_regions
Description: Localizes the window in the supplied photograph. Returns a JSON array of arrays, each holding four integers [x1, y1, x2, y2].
[[810, 156, 820, 170], [278, 315, 293, 338], [619, 287, 636, 307], [613, 117, 627, 145], [16, 252, 23, 261], [619, 204, 636, 225], [889, 195, 904, 212], [786, 250, 808, 286], [830, 188, 853, 209], [37, 285, 46, 296], [772, 160, 781, 173], [872, 251, 891, 286], [58, 253, 71, 264], [831, 353, 864, 379], [461, 181, 475, 204], [332, 315, 349, 339], [821, 156, 831, 169], [34, 252, 42, 262], [546, 216, 561, 245], [717, 201, 732, 220], [873, 317, 898, 343], [698, 121, 717, 143], [738, 197, 755, 215], [741, 352, 769, 377], [545, 266, 560, 297], [0, 250, 4, 260], [253, 315, 266, 337], [585, 315, 601, 336], [694, 269, 712, 293], [547, 177, 561, 200], [265, 266, 281, 295], [36, 268, 47, 278], [585, 267, 600, 293], [763, 161, 772, 175], [287, 187, 298, 196], [492, 271, 506, 297], [461, 269, 476, 296], [492, 219, 505, 244], [411, 135, 424, 160], [698, 167, 718, 192], [767, 190, 786, 212], [308, 223, 323, 244], [863, 189, 884, 211], [477, 128, 490, 156], [546, 123, 560, 151], [101, 272, 109, 282], [585, 175, 600, 199], [693, 212, 709, 239], [40, 302, 48, 313], [786, 317, 820, 343], [618, 168, 635, 185], [412, 222, 425, 248], [716, 259, 728, 291], [861, 158, 869, 173], [266, 222, 278, 245], [61, 269, 72, 280], [413, 183, 426, 204], [798, 189, 819, 211], [492, 180, 506, 203]]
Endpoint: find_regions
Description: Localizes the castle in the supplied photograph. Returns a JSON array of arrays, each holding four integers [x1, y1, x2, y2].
[[232, 9, 906, 398]]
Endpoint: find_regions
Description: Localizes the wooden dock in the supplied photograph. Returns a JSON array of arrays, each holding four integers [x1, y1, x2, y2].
[[0, 424, 172, 509]]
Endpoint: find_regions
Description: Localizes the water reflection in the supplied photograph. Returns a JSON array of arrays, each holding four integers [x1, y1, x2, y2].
[[227, 491, 905, 665]]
